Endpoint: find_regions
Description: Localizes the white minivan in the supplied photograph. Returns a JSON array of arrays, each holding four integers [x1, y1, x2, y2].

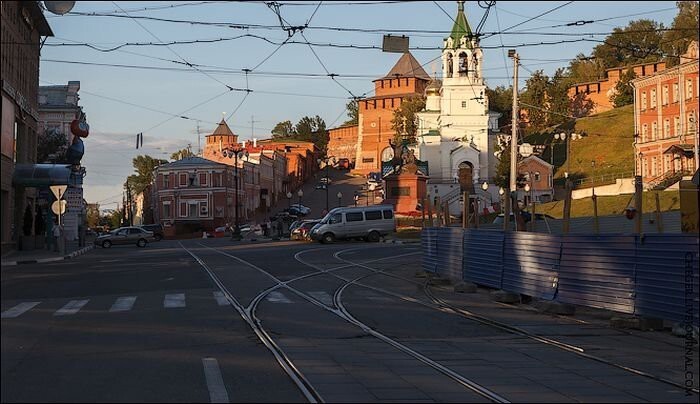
[[310, 205, 396, 243]]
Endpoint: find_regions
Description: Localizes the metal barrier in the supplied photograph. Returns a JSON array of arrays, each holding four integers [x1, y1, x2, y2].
[[634, 234, 699, 325], [463, 229, 503, 289], [422, 227, 699, 325]]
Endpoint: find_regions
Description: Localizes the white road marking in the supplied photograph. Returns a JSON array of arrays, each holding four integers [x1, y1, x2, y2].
[[109, 296, 137, 312], [1, 302, 41, 319], [164, 293, 186, 308], [308, 291, 333, 306], [266, 291, 292, 303], [213, 291, 230, 306], [202, 358, 229, 403], [54, 299, 89, 316]]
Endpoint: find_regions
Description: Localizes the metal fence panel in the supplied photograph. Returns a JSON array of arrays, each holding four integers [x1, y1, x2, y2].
[[463, 229, 504, 288], [421, 228, 438, 273], [436, 227, 464, 280], [557, 235, 637, 313], [634, 234, 699, 326], [502, 232, 561, 300]]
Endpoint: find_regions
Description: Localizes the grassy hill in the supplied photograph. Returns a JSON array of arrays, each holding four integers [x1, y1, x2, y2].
[[535, 190, 680, 219], [526, 105, 635, 185]]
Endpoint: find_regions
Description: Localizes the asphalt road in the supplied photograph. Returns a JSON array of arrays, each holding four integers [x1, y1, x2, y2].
[[2, 238, 696, 403]]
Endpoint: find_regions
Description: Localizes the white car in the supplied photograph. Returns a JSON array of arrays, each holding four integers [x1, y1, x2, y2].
[[367, 179, 382, 191], [290, 204, 311, 215]]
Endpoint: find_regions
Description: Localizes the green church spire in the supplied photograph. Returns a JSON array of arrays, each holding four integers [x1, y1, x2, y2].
[[447, 1, 473, 49]]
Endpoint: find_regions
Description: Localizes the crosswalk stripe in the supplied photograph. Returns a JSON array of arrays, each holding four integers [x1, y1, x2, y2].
[[212, 291, 230, 306], [1, 302, 41, 319], [54, 300, 89, 316], [164, 293, 186, 308], [109, 296, 137, 312], [266, 291, 292, 304], [308, 291, 333, 306], [202, 358, 229, 403]]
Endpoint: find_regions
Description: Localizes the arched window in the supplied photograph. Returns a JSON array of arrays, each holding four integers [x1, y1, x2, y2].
[[458, 52, 468, 77], [446, 53, 454, 78]]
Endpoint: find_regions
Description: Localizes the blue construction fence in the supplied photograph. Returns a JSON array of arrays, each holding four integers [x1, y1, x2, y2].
[[422, 228, 699, 326]]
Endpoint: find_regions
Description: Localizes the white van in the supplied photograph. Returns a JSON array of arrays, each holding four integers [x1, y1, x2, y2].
[[310, 205, 396, 243]]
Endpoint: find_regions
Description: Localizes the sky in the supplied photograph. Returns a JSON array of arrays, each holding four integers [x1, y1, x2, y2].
[[37, 0, 682, 209]]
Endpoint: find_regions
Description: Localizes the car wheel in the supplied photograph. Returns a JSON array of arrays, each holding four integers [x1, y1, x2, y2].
[[322, 233, 335, 244], [154, 234, 163, 241], [102, 240, 112, 248], [367, 231, 380, 242], [137, 238, 147, 248]]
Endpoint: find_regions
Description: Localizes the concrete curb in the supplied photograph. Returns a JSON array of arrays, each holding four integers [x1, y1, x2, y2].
[[2, 245, 94, 266], [383, 239, 420, 245]]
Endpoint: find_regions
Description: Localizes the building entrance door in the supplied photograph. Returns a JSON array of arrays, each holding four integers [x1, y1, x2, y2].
[[458, 161, 474, 193]]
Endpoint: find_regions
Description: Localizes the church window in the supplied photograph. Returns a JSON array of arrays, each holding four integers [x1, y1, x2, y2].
[[458, 52, 468, 77], [446, 53, 453, 78]]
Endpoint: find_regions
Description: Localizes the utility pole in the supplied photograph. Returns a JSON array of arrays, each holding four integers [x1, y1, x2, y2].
[[196, 121, 201, 156], [507, 49, 519, 231]]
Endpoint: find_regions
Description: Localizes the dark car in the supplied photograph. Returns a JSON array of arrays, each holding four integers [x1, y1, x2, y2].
[[139, 224, 164, 241]]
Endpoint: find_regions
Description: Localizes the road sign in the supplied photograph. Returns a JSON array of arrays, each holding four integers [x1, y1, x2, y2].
[[51, 200, 67, 215], [50, 185, 68, 200]]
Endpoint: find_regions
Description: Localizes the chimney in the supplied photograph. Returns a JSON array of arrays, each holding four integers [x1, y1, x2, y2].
[[253, 138, 257, 148]]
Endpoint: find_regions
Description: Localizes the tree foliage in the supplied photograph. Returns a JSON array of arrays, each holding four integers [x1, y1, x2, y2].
[[343, 100, 359, 126], [271, 116, 329, 152], [520, 70, 550, 132], [611, 69, 637, 108], [170, 148, 195, 161], [485, 85, 513, 128], [271, 120, 294, 139], [592, 19, 665, 69], [391, 95, 426, 144], [129, 155, 167, 195], [37, 129, 67, 163], [662, 1, 700, 66]]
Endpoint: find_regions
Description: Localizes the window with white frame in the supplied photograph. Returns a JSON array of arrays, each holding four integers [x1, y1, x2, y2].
[[188, 201, 198, 218], [662, 85, 669, 105], [674, 116, 681, 136], [199, 200, 208, 217], [663, 119, 670, 138], [534, 171, 541, 181], [687, 79, 693, 99], [689, 111, 697, 133], [179, 202, 187, 217], [162, 201, 171, 218], [199, 172, 207, 187], [164, 174, 170, 188], [673, 82, 679, 103], [652, 121, 658, 140], [641, 92, 647, 109], [642, 124, 648, 142], [179, 173, 187, 187], [650, 89, 657, 108]]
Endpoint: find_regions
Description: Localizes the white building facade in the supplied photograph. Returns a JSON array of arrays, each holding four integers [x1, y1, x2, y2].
[[416, 1, 500, 213]]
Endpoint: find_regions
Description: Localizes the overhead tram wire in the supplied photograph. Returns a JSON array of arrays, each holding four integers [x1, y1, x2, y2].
[[493, 4, 512, 87], [481, 1, 574, 40]]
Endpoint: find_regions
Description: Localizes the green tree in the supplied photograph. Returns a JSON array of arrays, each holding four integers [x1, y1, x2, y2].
[[592, 19, 665, 69], [520, 70, 550, 133], [170, 148, 195, 161], [391, 95, 426, 144], [271, 120, 295, 139], [662, 1, 700, 66], [86, 204, 100, 228], [485, 85, 513, 128], [547, 69, 574, 126], [567, 54, 606, 84], [343, 100, 359, 126], [611, 69, 637, 107], [36, 128, 67, 163], [295, 115, 328, 152], [128, 155, 167, 195]]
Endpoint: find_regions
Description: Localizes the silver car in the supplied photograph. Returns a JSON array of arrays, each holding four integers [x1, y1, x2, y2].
[[95, 226, 155, 248], [310, 205, 396, 243]]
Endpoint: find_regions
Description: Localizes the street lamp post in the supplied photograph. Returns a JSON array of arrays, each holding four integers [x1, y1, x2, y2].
[[297, 189, 303, 207], [554, 132, 582, 177], [286, 191, 292, 209], [337, 191, 342, 207], [524, 182, 532, 231], [354, 191, 359, 207], [317, 156, 336, 212], [223, 146, 248, 240]]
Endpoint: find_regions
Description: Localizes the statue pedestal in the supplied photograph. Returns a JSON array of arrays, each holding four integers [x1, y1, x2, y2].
[[383, 172, 428, 214]]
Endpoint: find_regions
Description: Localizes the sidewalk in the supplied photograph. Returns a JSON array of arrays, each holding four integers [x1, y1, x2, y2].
[[1, 241, 94, 267]]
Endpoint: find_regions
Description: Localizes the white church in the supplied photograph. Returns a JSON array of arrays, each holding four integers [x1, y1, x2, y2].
[[415, 1, 502, 214]]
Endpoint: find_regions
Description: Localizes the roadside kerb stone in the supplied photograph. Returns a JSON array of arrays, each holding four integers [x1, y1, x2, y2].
[[610, 316, 664, 330], [2, 245, 94, 266], [491, 290, 520, 303], [453, 282, 477, 293], [532, 300, 576, 315]]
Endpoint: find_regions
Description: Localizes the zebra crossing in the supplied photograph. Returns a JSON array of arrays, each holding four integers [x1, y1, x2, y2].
[[1, 290, 331, 319]]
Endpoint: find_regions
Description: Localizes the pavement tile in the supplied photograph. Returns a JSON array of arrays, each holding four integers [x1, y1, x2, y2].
[[302, 366, 350, 375], [368, 387, 431, 400], [427, 392, 492, 403]]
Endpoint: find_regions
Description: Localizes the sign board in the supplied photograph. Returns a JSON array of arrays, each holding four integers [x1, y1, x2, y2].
[[519, 143, 534, 158], [50, 185, 68, 200], [51, 200, 67, 215], [382, 35, 409, 53]]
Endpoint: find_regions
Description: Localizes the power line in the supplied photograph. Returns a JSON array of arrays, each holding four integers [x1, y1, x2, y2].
[[482, 1, 575, 40]]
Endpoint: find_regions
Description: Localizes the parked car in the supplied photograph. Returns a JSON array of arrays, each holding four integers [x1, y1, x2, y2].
[[367, 178, 382, 191], [290, 204, 311, 215], [320, 177, 332, 184], [291, 220, 321, 241], [139, 224, 164, 241], [95, 226, 155, 248], [337, 158, 350, 170], [310, 205, 396, 243], [315, 182, 328, 190]]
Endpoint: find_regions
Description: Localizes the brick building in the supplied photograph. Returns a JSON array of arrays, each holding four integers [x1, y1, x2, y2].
[[518, 156, 554, 203], [568, 61, 666, 115], [327, 124, 358, 164], [38, 81, 86, 148], [632, 41, 699, 189], [256, 139, 320, 190], [353, 52, 430, 174], [1, 1, 53, 251]]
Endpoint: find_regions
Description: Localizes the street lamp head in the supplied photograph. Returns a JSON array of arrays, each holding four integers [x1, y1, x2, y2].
[[481, 181, 489, 191], [524, 184, 531, 192], [286, 192, 292, 199], [298, 189, 303, 197], [591, 160, 595, 168], [498, 187, 505, 196], [337, 192, 342, 198]]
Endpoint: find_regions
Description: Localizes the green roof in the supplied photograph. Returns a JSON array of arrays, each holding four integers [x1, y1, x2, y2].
[[446, 1, 472, 49]]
